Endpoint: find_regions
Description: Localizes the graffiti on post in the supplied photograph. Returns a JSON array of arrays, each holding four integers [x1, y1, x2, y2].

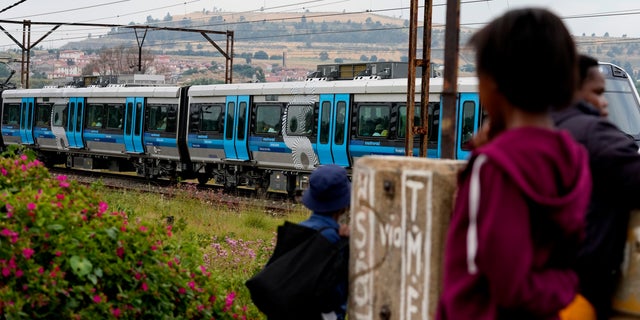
[[351, 166, 435, 320]]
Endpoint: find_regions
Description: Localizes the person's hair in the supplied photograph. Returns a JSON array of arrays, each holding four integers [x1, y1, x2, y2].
[[578, 54, 599, 87], [469, 8, 577, 113]]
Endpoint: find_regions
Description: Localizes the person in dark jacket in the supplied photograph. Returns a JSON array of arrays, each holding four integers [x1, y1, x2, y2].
[[553, 54, 640, 319], [299, 164, 350, 320], [436, 8, 593, 320], [575, 55, 609, 117]]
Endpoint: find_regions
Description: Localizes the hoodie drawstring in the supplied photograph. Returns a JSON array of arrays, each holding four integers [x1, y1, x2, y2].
[[467, 154, 487, 275]]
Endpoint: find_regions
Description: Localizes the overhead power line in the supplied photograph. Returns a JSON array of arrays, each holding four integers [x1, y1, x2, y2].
[[0, 0, 28, 15]]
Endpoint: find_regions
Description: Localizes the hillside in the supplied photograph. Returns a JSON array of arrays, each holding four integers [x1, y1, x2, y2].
[[60, 10, 640, 82]]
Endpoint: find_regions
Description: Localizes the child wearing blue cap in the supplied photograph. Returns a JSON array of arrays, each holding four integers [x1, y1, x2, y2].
[[299, 164, 351, 320]]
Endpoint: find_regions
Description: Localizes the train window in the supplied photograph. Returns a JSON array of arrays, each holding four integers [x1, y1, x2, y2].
[[256, 105, 281, 134], [605, 77, 640, 136], [201, 104, 223, 133], [429, 104, 440, 145], [286, 104, 313, 136], [460, 101, 476, 151], [398, 105, 422, 138], [237, 101, 247, 140], [52, 104, 66, 127], [86, 104, 105, 129], [106, 104, 124, 130], [398, 102, 439, 146], [148, 104, 170, 132], [358, 104, 390, 137], [35, 104, 52, 127], [76, 101, 83, 131], [2, 103, 20, 125], [225, 102, 235, 140], [134, 102, 142, 136], [334, 102, 347, 145], [68, 101, 76, 130], [126, 102, 133, 134], [319, 101, 331, 143]]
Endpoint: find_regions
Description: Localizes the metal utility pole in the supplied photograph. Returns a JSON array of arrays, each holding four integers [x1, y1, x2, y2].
[[405, 0, 433, 157], [440, 0, 461, 159], [0, 20, 235, 88]]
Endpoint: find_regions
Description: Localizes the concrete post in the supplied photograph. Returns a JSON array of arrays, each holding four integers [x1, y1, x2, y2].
[[348, 156, 465, 320]]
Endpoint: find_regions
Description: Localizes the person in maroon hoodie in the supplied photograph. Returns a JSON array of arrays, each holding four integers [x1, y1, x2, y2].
[[436, 8, 593, 320]]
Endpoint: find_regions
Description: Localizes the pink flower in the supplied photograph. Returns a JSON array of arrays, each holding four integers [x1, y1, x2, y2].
[[59, 181, 70, 188], [55, 251, 62, 256], [15, 269, 23, 277], [98, 201, 108, 214], [197, 305, 205, 311], [224, 292, 236, 311], [134, 272, 142, 280], [138, 225, 147, 233], [116, 247, 124, 259], [178, 287, 186, 295], [56, 194, 65, 200], [111, 308, 121, 318], [0, 168, 6, 176], [188, 281, 195, 290], [141, 282, 148, 292], [2, 267, 9, 277], [150, 245, 157, 251], [93, 295, 101, 303], [22, 248, 34, 259], [37, 267, 44, 274]]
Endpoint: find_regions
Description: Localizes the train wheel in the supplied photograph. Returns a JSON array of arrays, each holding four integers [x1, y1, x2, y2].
[[197, 174, 209, 186]]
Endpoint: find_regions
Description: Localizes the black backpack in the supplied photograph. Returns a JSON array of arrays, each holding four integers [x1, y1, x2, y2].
[[245, 221, 349, 320]]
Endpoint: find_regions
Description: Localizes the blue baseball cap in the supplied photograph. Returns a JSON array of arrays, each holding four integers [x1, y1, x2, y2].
[[302, 165, 351, 214]]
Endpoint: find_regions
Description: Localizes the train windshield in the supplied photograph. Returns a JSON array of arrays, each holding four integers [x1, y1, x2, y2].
[[600, 64, 640, 138]]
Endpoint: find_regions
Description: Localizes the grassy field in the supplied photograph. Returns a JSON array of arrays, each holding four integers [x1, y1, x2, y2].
[[98, 183, 311, 318]]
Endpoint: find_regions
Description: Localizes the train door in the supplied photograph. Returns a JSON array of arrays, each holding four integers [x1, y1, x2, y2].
[[455, 93, 480, 160], [318, 94, 350, 166], [317, 96, 334, 164], [19, 97, 35, 145], [223, 95, 250, 161], [66, 97, 85, 149], [124, 97, 145, 153]]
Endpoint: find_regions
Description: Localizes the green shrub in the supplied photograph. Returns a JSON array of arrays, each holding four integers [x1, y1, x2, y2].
[[0, 151, 250, 319]]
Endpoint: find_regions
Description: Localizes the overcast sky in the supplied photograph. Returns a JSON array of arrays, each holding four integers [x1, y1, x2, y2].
[[0, 0, 638, 49]]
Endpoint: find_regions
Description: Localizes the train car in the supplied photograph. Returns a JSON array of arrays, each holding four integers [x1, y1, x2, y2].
[[1, 85, 194, 179], [184, 77, 481, 194]]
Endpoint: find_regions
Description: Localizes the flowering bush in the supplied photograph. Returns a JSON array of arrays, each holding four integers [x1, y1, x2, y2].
[[0, 149, 250, 319]]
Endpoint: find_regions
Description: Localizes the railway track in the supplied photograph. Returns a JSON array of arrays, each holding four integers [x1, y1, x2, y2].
[[48, 166, 303, 216]]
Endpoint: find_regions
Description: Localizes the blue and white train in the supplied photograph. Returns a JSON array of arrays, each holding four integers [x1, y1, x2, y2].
[[2, 62, 639, 195]]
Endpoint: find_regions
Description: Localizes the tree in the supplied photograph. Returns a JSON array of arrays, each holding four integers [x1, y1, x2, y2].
[[92, 45, 155, 75], [319, 51, 329, 61], [360, 55, 368, 62], [254, 50, 269, 60], [369, 55, 378, 62]]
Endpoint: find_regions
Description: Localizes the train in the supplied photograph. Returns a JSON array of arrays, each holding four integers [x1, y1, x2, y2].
[[1, 62, 639, 196]]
